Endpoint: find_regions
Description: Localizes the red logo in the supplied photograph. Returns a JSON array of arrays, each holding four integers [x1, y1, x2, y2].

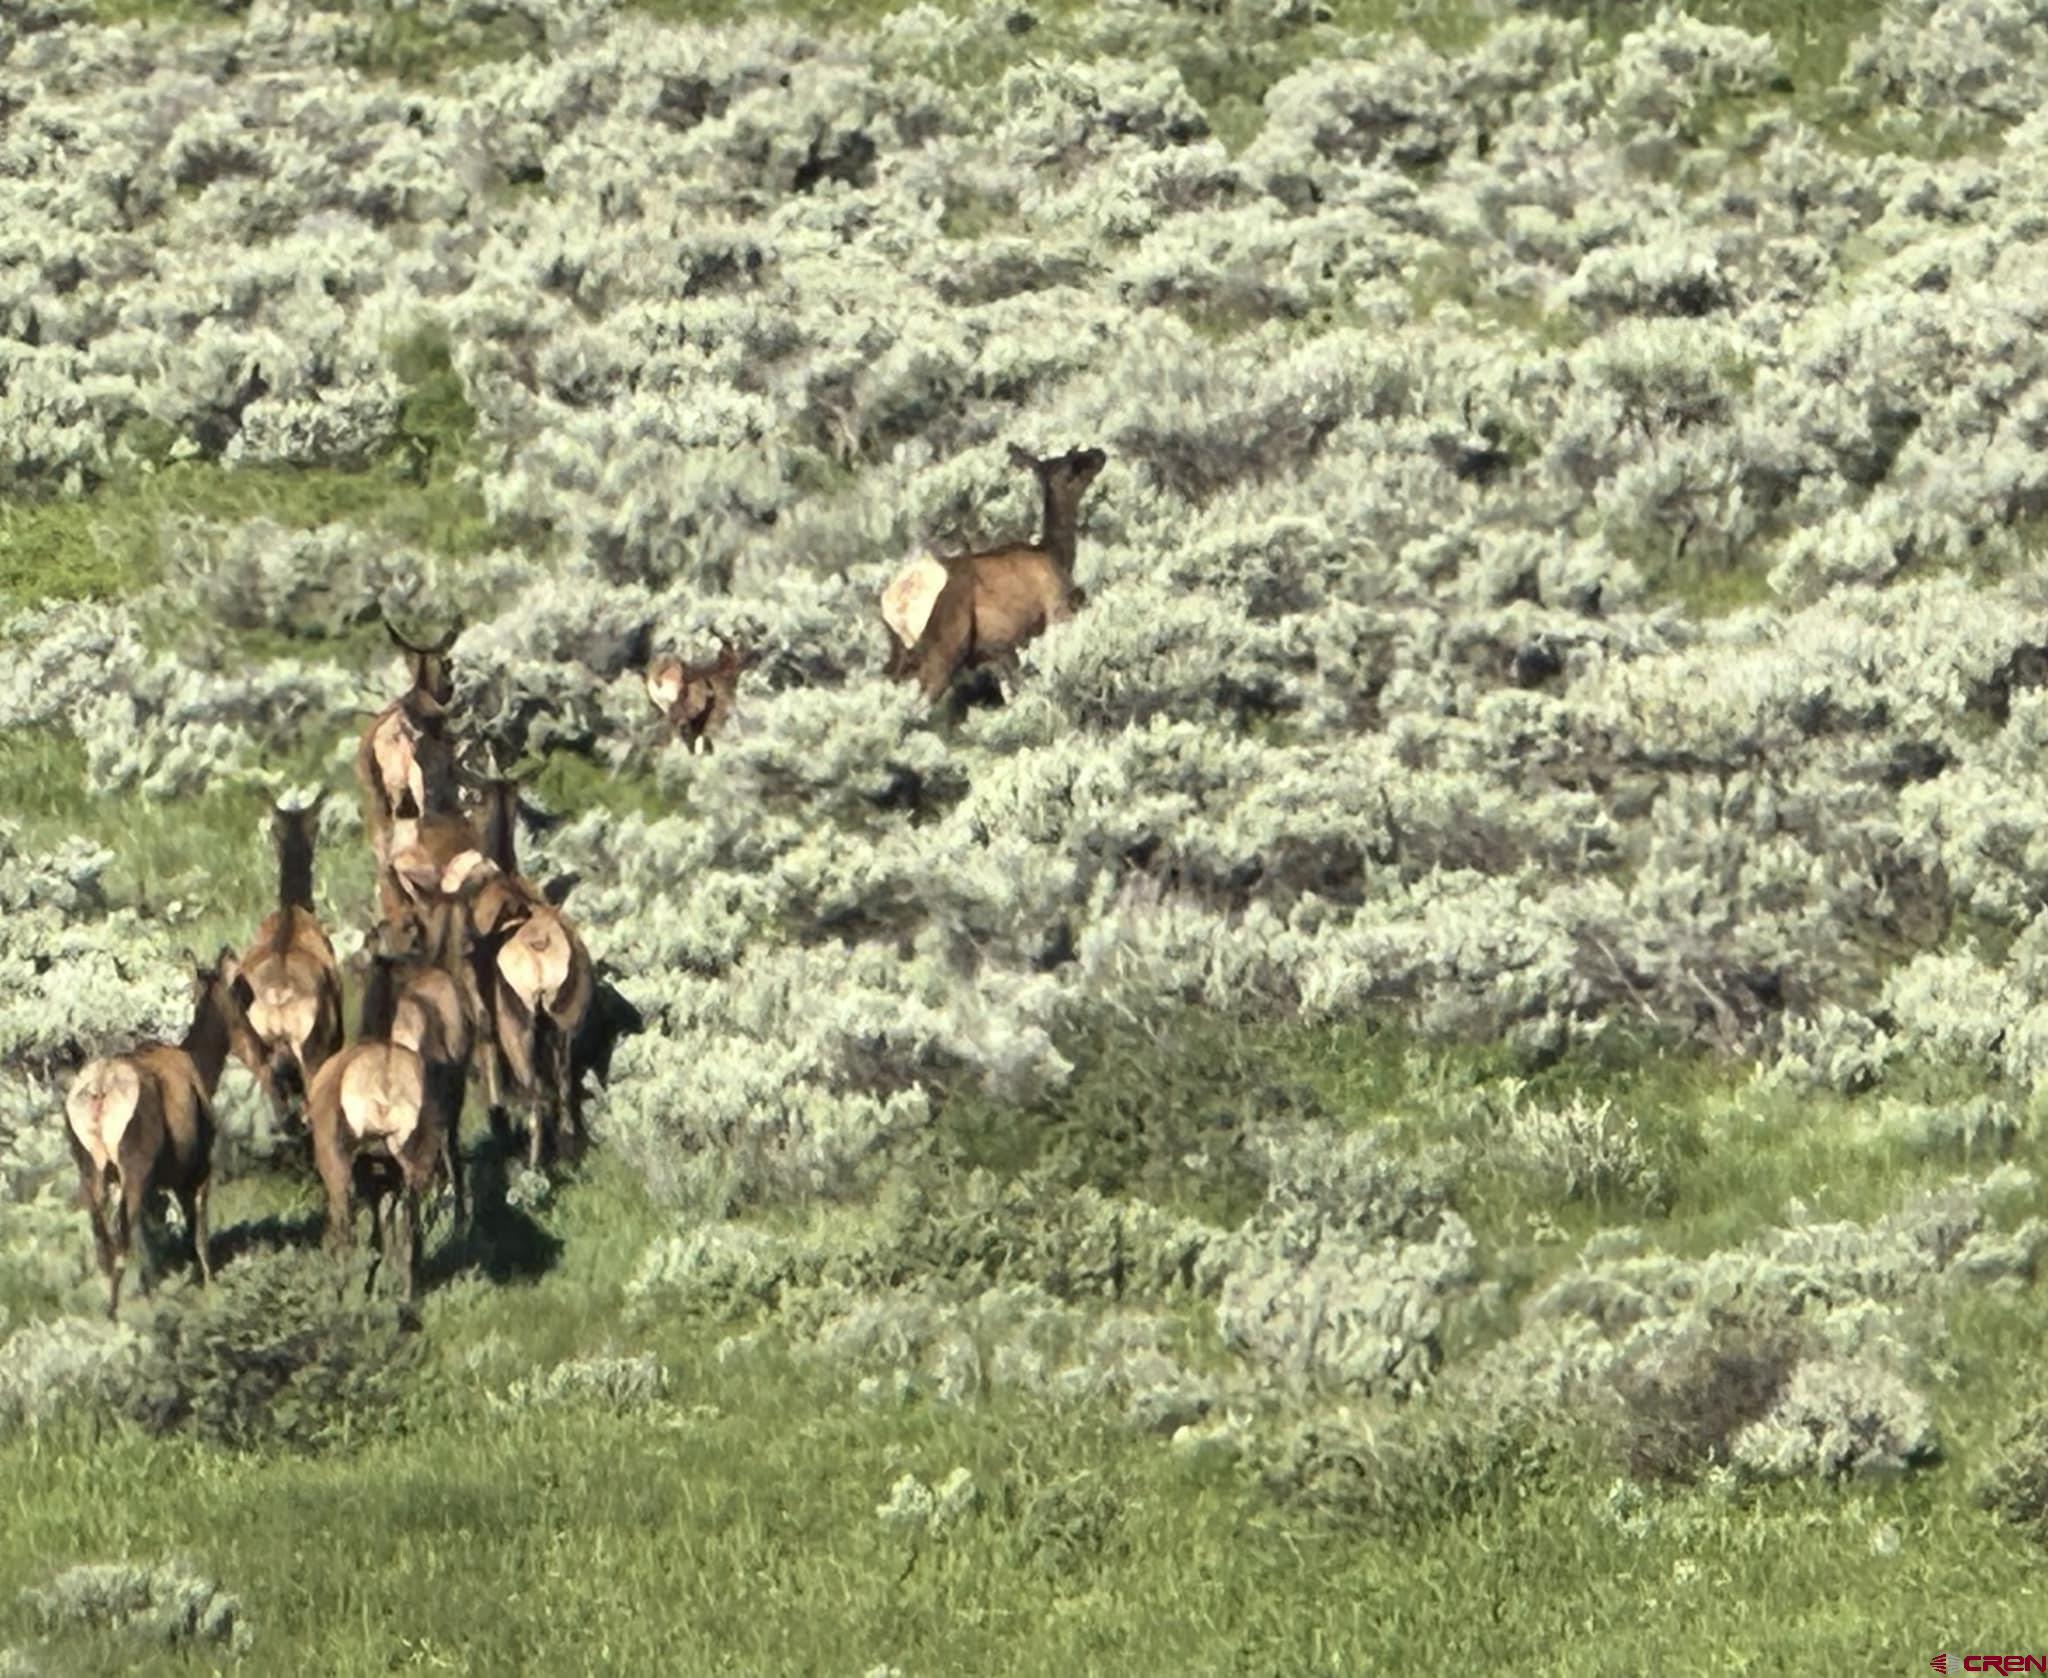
[[1933, 1660, 1950, 1675]]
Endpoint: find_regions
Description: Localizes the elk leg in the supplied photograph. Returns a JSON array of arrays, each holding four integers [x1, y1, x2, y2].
[[480, 1034, 512, 1150], [313, 1126, 355, 1258], [124, 1178, 155, 1300], [365, 1189, 386, 1299], [83, 1174, 124, 1320], [105, 1202, 126, 1322], [177, 1180, 214, 1286], [397, 1188, 418, 1304], [552, 1025, 584, 1162], [79, 1172, 116, 1284], [444, 1122, 466, 1234]]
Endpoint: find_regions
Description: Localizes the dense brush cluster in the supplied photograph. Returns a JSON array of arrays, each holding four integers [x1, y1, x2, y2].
[[6, 1, 2048, 1621]]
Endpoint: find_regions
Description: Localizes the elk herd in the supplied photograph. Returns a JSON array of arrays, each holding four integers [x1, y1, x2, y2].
[[62, 439, 1110, 1321]]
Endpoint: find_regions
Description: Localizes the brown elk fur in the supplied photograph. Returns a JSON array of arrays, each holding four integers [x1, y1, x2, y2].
[[232, 794, 344, 1129], [303, 952, 453, 1302], [646, 636, 754, 754], [469, 779, 594, 1171], [64, 951, 262, 1320], [889, 443, 1105, 703]]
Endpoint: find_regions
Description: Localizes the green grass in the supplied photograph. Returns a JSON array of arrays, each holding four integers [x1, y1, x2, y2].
[[0, 733, 360, 960], [6, 1133, 2046, 1677], [0, 458, 489, 611], [0, 324, 494, 612]]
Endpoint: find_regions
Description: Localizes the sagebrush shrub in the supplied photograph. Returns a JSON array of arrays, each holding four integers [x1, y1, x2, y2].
[[1259, 1387, 1566, 1533], [1975, 1402, 2048, 1538], [21, 1558, 251, 1653], [1610, 1313, 1810, 1485], [116, 1249, 424, 1453]]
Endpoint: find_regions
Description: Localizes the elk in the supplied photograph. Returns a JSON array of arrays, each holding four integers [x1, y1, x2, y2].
[[467, 777, 593, 1171], [355, 617, 462, 916], [231, 793, 344, 1131], [379, 802, 491, 927], [64, 950, 262, 1320], [359, 892, 486, 1233], [303, 949, 455, 1302], [885, 443, 1105, 704], [645, 635, 755, 754]]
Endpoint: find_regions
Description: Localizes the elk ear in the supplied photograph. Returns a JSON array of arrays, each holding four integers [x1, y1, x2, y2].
[[1007, 441, 1039, 473], [307, 786, 332, 819], [542, 871, 579, 908], [1068, 584, 1088, 610]]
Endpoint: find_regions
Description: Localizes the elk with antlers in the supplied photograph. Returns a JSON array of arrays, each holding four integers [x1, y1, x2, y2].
[[466, 777, 593, 1172], [304, 948, 457, 1302], [883, 443, 1105, 703], [645, 635, 755, 754], [64, 949, 262, 1320], [231, 793, 345, 1132]]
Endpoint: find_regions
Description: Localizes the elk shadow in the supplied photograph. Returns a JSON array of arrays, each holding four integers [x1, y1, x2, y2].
[[206, 1206, 326, 1271], [421, 1129, 562, 1288]]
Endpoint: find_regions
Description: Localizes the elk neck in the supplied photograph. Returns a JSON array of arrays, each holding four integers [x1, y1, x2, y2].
[[360, 957, 402, 1041], [277, 820, 316, 917], [482, 787, 520, 875], [183, 984, 237, 1095], [1040, 478, 1081, 585]]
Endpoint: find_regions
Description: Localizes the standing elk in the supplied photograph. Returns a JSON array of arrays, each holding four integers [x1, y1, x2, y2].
[[304, 949, 456, 1302], [468, 778, 593, 1172], [883, 443, 1105, 703], [64, 949, 262, 1320], [231, 793, 344, 1132], [356, 617, 463, 920], [645, 635, 755, 754], [356, 892, 486, 1234]]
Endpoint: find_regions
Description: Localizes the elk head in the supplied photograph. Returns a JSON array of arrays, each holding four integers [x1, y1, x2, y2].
[[383, 615, 461, 707]]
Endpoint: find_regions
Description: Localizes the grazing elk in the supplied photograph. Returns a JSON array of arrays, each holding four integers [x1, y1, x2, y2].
[[645, 635, 755, 754], [304, 950, 455, 1302], [64, 950, 261, 1320], [231, 793, 344, 1131], [468, 777, 593, 1172], [885, 443, 1105, 704]]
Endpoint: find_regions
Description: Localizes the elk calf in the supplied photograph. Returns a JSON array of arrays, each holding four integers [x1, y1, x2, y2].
[[64, 951, 261, 1320], [646, 636, 754, 754], [232, 793, 344, 1131], [886, 443, 1105, 704], [304, 952, 454, 1302]]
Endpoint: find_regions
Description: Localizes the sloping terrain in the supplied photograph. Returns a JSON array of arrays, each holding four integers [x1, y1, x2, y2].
[[6, 0, 2048, 1670]]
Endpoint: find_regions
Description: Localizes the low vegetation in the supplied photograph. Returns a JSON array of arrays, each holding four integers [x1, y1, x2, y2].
[[9, 0, 2048, 1670]]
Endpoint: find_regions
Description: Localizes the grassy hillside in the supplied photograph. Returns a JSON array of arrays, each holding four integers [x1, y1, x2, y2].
[[8, 0, 2048, 1670]]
